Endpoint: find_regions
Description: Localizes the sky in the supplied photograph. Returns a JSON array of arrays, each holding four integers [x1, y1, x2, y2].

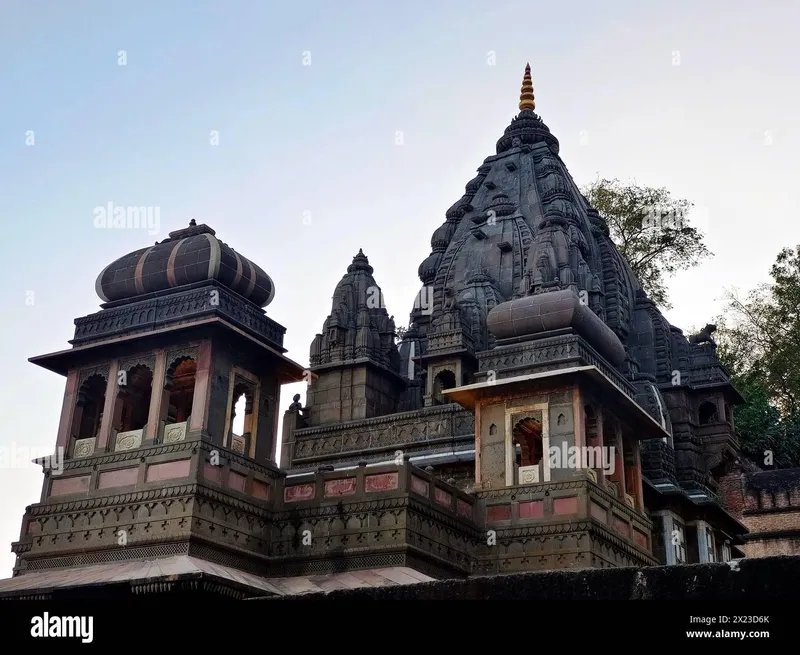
[[0, 0, 797, 578]]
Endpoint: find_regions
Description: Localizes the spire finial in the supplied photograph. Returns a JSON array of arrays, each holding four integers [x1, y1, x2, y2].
[[519, 62, 535, 112]]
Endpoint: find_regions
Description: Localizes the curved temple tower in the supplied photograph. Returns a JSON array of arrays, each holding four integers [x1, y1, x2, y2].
[[1, 66, 747, 599]]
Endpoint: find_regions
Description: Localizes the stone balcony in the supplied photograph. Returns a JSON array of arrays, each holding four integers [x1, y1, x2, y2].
[[472, 473, 657, 572], [12, 439, 284, 576], [269, 461, 479, 577]]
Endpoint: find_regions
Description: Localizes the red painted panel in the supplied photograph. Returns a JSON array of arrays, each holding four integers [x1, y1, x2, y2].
[[203, 462, 223, 484], [97, 467, 139, 490], [50, 475, 90, 497], [228, 470, 247, 492], [457, 499, 472, 519], [324, 477, 357, 497], [434, 487, 451, 508], [553, 496, 578, 515], [365, 472, 398, 493], [613, 516, 629, 535], [284, 483, 314, 502], [633, 528, 648, 549], [519, 500, 544, 519], [487, 504, 512, 521], [590, 501, 607, 523], [252, 479, 270, 500], [145, 459, 191, 483], [411, 475, 429, 496]]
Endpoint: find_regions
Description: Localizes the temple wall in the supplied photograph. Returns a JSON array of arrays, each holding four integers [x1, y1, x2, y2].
[[259, 555, 800, 601]]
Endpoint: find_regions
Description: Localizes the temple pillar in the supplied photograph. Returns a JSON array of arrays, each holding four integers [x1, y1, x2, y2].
[[97, 360, 120, 453], [55, 370, 80, 455]]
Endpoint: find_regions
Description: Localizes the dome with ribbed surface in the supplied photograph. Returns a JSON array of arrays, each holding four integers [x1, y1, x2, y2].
[[95, 221, 275, 307]]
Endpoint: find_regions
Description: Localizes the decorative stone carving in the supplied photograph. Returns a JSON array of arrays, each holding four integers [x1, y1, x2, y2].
[[230, 434, 247, 455], [688, 323, 717, 345], [73, 438, 95, 458], [115, 429, 143, 451], [165, 347, 199, 369], [78, 366, 109, 387], [163, 421, 188, 444], [118, 355, 155, 374], [519, 465, 540, 485]]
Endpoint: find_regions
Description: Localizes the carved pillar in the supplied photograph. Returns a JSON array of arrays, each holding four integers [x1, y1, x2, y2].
[[189, 341, 212, 435], [55, 370, 80, 454], [97, 360, 120, 453], [145, 349, 167, 444], [247, 384, 261, 459], [474, 402, 482, 487], [572, 386, 584, 450]]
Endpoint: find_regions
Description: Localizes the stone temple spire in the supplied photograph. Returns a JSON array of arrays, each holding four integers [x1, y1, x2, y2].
[[519, 63, 535, 111], [309, 250, 400, 373]]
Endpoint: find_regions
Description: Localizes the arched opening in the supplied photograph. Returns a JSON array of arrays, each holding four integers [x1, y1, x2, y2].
[[433, 370, 456, 405], [165, 357, 196, 424], [232, 392, 247, 436], [228, 377, 256, 454], [699, 401, 718, 425], [73, 374, 107, 440], [513, 417, 543, 468], [115, 364, 153, 433]]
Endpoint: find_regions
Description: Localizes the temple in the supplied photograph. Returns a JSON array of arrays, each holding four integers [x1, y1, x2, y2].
[[0, 66, 760, 599]]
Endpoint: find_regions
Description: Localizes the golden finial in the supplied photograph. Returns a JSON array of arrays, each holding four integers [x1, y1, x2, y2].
[[519, 62, 535, 111]]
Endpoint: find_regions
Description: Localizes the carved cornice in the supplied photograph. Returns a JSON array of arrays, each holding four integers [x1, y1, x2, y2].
[[475, 479, 587, 500], [588, 519, 659, 565], [72, 282, 286, 350], [293, 404, 474, 462], [477, 333, 637, 402], [62, 439, 198, 471], [295, 404, 470, 438], [495, 520, 593, 539], [272, 496, 410, 521], [24, 484, 200, 517], [195, 484, 273, 518]]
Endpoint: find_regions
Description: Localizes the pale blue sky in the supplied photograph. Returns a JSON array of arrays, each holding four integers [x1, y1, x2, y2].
[[0, 0, 797, 576]]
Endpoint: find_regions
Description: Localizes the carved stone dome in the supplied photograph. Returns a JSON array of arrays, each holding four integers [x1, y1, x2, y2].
[[95, 221, 275, 307], [496, 109, 560, 154]]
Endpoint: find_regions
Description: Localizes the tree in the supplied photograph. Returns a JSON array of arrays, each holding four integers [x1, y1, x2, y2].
[[715, 246, 800, 467], [582, 178, 712, 309]]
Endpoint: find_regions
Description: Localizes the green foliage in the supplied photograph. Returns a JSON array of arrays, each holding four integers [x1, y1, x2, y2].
[[582, 178, 712, 309], [715, 246, 800, 467]]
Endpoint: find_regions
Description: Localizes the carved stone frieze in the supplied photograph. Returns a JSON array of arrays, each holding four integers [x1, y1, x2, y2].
[[293, 404, 474, 463], [118, 355, 156, 374], [71, 283, 286, 350]]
